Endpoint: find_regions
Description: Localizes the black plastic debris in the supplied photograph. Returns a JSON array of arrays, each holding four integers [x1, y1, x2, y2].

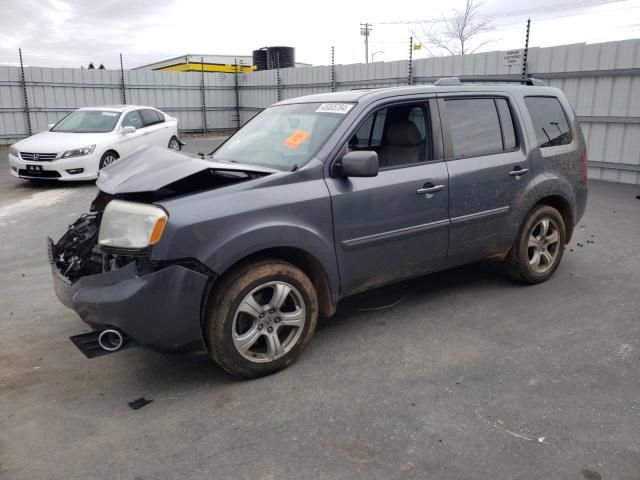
[[128, 397, 153, 410]]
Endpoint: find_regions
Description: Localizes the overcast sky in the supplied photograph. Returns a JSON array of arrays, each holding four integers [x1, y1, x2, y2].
[[0, 0, 638, 69]]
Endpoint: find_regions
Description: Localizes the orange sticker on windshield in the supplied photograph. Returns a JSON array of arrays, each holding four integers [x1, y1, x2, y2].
[[283, 130, 311, 149]]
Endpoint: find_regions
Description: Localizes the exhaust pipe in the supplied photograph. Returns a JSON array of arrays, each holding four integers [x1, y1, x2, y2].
[[69, 329, 132, 358], [98, 329, 124, 351]]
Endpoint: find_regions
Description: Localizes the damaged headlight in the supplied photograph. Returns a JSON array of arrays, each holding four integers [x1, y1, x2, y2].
[[62, 145, 96, 158], [98, 200, 168, 250]]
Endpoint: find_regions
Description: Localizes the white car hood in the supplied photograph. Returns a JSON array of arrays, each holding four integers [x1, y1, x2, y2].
[[14, 131, 109, 153]]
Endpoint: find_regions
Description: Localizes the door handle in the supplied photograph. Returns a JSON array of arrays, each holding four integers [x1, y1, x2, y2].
[[508, 167, 529, 177], [416, 184, 446, 198]]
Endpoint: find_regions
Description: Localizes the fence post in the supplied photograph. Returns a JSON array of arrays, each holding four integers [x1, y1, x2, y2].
[[275, 52, 281, 102], [330, 46, 335, 92], [521, 19, 530, 80], [18, 48, 32, 136], [200, 56, 207, 134], [408, 36, 414, 86], [119, 53, 127, 104], [234, 59, 241, 131]]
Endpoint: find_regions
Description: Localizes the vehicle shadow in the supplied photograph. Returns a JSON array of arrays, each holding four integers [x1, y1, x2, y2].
[[120, 260, 514, 395], [320, 260, 514, 331], [123, 350, 237, 396], [20, 179, 95, 190]]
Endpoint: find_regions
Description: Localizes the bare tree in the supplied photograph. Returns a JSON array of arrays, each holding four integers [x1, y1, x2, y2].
[[417, 0, 493, 56]]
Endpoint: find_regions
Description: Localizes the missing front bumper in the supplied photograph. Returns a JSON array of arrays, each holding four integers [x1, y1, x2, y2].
[[50, 244, 211, 352]]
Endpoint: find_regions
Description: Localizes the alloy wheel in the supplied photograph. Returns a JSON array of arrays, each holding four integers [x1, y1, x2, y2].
[[527, 217, 561, 274], [169, 138, 180, 151], [232, 281, 306, 363], [102, 155, 117, 167]]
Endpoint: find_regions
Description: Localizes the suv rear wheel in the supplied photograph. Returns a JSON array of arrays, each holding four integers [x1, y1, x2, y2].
[[505, 205, 566, 284], [204, 259, 318, 379]]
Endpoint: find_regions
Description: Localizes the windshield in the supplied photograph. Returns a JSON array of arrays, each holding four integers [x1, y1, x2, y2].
[[52, 110, 121, 133], [212, 102, 352, 170]]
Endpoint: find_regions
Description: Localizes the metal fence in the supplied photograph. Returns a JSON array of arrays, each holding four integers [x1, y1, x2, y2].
[[1, 39, 639, 184]]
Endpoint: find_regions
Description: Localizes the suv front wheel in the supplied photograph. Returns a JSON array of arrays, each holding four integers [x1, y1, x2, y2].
[[505, 205, 566, 284], [204, 259, 318, 378]]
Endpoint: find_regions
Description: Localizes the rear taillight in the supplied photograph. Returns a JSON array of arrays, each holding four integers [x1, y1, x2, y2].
[[583, 150, 588, 184]]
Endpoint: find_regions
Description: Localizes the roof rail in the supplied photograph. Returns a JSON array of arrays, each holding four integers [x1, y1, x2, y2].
[[434, 76, 545, 86]]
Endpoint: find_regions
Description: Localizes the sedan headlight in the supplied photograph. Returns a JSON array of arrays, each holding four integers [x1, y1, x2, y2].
[[98, 200, 168, 250], [62, 145, 96, 158], [9, 146, 19, 157]]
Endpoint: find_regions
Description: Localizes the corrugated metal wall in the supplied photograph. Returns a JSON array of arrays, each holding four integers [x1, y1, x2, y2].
[[1, 40, 639, 183], [0, 67, 238, 142]]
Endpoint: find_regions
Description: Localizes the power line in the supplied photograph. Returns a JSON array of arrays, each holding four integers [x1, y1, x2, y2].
[[488, 5, 640, 31], [369, 0, 634, 24]]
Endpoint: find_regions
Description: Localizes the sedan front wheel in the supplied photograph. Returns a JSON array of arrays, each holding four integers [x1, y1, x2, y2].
[[99, 151, 119, 169]]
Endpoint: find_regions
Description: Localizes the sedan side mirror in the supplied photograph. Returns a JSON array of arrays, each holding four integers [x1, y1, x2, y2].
[[340, 150, 379, 177], [47, 123, 55, 129], [121, 126, 136, 134]]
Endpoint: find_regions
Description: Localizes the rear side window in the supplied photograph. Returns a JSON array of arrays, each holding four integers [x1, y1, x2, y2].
[[121, 110, 143, 129], [525, 96, 572, 148], [140, 109, 163, 127], [445, 98, 503, 158]]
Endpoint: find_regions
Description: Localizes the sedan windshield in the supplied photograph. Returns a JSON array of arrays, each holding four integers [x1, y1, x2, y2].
[[212, 103, 352, 170], [52, 110, 121, 133]]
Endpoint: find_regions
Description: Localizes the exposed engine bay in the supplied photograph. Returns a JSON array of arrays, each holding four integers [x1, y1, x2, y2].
[[49, 213, 102, 282], [50, 150, 273, 283]]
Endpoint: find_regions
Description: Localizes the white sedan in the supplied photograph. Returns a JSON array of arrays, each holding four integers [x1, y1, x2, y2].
[[8, 105, 181, 181]]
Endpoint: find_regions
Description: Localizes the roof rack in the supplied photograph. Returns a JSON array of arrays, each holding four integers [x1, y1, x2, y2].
[[434, 76, 545, 86]]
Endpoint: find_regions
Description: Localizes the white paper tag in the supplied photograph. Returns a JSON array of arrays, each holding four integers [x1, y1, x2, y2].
[[315, 103, 354, 114], [101, 112, 118, 116]]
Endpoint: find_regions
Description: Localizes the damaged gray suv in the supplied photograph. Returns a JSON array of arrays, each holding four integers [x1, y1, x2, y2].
[[50, 78, 588, 378]]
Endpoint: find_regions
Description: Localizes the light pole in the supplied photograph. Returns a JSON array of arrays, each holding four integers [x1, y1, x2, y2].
[[371, 50, 384, 62]]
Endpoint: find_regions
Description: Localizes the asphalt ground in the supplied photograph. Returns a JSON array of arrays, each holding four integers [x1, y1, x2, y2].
[[0, 137, 639, 480]]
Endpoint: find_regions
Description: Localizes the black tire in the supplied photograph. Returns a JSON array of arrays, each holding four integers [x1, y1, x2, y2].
[[204, 259, 318, 379], [168, 136, 181, 151], [505, 205, 566, 284], [99, 150, 119, 170]]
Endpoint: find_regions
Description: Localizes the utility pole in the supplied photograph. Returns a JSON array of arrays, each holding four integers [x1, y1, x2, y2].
[[360, 22, 372, 63]]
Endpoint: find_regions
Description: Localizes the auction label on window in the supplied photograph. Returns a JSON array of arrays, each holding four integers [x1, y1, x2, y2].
[[283, 130, 311, 149], [102, 112, 118, 116], [315, 103, 354, 114]]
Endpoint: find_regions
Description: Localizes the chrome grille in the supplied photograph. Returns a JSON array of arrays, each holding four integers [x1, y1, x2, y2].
[[20, 152, 58, 162]]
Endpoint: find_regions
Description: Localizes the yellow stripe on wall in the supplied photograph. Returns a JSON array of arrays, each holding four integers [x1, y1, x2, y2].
[[157, 63, 256, 73]]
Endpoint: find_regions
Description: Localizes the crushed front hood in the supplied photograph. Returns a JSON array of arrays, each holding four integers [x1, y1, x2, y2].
[[96, 146, 277, 194]]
